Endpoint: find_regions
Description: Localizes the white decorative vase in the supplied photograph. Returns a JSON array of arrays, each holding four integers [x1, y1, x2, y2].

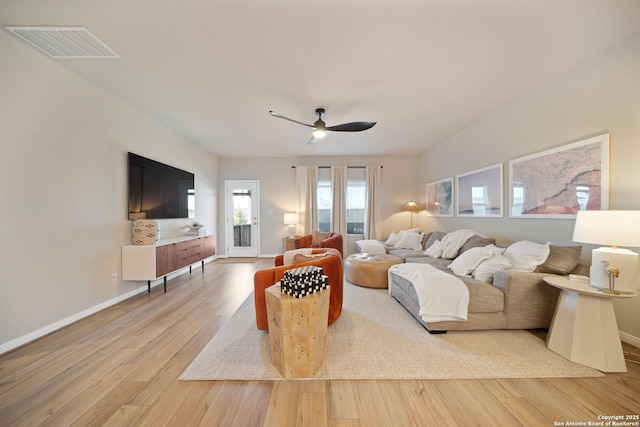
[[131, 220, 160, 245]]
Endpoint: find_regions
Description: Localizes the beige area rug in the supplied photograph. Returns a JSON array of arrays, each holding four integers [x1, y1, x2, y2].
[[180, 282, 603, 380], [215, 257, 259, 263]]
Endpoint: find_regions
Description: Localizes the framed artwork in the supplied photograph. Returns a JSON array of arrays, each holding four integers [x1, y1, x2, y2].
[[456, 163, 503, 217], [508, 133, 609, 218], [425, 177, 453, 217]]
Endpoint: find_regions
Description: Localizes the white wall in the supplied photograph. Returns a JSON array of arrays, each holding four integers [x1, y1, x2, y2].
[[417, 31, 640, 343], [0, 32, 219, 352], [217, 155, 419, 256]]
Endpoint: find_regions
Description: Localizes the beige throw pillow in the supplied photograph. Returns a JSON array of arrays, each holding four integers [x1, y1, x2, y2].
[[534, 245, 582, 275], [312, 231, 332, 246]]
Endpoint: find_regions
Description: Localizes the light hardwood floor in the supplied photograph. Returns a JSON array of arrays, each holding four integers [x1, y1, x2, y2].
[[1, 258, 639, 426]]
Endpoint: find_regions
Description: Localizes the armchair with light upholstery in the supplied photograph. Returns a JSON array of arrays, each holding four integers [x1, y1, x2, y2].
[[253, 248, 343, 330], [292, 231, 344, 256]]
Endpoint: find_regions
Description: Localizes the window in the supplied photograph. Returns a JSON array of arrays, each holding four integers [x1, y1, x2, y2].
[[347, 168, 366, 234], [317, 168, 332, 232]]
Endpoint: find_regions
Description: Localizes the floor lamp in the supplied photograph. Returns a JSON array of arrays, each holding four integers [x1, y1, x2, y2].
[[403, 201, 422, 229], [572, 210, 640, 294]]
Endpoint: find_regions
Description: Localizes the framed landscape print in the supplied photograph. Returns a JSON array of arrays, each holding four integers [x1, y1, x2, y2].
[[425, 177, 453, 217], [509, 133, 609, 218], [456, 163, 503, 217]]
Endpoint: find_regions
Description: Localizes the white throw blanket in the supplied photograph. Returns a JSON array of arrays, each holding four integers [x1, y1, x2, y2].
[[389, 263, 469, 323], [282, 248, 313, 265], [438, 229, 479, 259], [355, 239, 386, 255]]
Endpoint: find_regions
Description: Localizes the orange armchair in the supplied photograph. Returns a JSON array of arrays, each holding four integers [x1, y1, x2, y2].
[[293, 231, 344, 256], [253, 248, 343, 330]]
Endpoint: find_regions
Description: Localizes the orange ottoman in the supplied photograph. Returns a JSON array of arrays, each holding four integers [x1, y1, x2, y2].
[[344, 253, 403, 288]]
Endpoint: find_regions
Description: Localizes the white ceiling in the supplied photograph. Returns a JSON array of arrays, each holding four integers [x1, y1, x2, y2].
[[3, 0, 640, 158]]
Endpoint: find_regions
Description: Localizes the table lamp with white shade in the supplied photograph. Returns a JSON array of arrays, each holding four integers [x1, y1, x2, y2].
[[572, 210, 640, 294], [283, 213, 299, 238]]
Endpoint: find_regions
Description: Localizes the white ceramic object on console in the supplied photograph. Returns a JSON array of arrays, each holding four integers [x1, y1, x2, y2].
[[131, 219, 160, 245]]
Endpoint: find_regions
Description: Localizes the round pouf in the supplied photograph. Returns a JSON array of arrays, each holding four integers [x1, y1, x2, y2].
[[344, 253, 404, 288]]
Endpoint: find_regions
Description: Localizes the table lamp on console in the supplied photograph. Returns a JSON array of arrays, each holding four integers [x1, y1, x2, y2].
[[283, 213, 299, 238], [572, 210, 640, 294]]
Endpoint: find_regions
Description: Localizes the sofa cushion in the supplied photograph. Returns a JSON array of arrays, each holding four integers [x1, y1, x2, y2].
[[390, 272, 503, 314], [389, 249, 428, 261], [405, 256, 451, 270], [534, 245, 582, 275], [504, 240, 550, 272], [459, 276, 505, 313]]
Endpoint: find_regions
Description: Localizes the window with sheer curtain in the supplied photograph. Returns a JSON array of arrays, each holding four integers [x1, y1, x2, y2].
[[316, 167, 366, 235]]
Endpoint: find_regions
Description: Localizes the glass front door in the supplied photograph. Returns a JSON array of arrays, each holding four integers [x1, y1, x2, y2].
[[225, 180, 259, 257]]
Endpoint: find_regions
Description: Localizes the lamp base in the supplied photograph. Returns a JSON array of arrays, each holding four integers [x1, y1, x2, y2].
[[590, 247, 639, 294], [287, 224, 296, 238]]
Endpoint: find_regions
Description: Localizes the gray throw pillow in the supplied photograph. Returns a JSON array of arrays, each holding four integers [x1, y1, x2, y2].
[[458, 235, 496, 256], [534, 245, 582, 275]]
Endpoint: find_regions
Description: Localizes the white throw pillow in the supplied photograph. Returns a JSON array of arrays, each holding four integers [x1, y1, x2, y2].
[[425, 239, 444, 258], [448, 245, 495, 276], [473, 254, 513, 282], [503, 240, 551, 272], [385, 233, 401, 246], [393, 233, 423, 250]]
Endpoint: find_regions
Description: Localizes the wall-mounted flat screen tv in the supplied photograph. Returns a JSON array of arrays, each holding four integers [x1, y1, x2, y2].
[[128, 152, 195, 220]]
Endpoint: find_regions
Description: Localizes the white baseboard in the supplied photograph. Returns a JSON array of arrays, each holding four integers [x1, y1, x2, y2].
[[0, 285, 148, 355], [620, 331, 640, 348], [0, 259, 219, 356]]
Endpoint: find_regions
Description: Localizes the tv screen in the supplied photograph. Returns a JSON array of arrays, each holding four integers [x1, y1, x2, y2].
[[128, 152, 195, 220]]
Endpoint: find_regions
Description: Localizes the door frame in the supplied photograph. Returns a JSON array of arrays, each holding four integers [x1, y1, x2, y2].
[[225, 180, 260, 257]]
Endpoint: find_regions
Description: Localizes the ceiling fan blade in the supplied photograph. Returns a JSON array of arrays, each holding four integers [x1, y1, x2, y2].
[[326, 121, 377, 132], [269, 110, 314, 128]]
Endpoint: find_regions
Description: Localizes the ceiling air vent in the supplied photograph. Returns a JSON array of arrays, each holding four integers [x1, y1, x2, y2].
[[4, 26, 119, 59]]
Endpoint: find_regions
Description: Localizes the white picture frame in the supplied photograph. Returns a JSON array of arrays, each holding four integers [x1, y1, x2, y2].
[[425, 177, 453, 217], [508, 133, 609, 219], [456, 163, 503, 217]]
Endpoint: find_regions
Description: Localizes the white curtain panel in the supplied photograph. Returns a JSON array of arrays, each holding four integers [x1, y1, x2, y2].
[[296, 165, 318, 234], [331, 165, 347, 253], [366, 165, 382, 240]]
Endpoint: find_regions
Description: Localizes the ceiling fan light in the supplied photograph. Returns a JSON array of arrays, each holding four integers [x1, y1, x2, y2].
[[313, 129, 327, 139]]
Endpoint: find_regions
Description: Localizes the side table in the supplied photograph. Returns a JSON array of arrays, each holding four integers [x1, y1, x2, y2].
[[283, 236, 299, 251], [543, 276, 636, 372], [265, 284, 331, 378]]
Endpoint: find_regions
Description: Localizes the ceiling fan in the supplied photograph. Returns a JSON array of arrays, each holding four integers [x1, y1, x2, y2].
[[269, 108, 376, 144]]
